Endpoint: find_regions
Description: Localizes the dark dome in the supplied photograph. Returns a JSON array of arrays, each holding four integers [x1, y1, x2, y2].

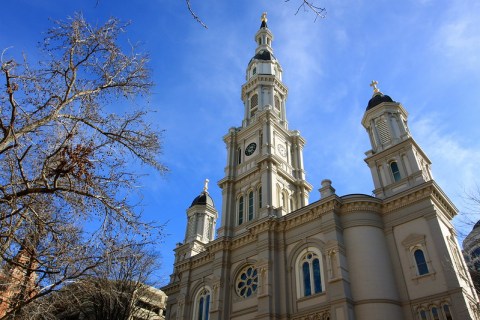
[[251, 50, 276, 62], [473, 220, 480, 231], [366, 93, 394, 111], [190, 191, 215, 208]]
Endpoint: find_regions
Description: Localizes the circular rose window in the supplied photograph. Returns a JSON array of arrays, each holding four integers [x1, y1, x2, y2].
[[236, 265, 258, 298]]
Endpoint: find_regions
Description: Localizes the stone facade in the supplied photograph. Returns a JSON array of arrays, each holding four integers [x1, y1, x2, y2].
[[162, 14, 479, 320]]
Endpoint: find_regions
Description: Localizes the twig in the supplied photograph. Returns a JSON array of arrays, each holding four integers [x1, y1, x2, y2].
[[186, 0, 208, 29]]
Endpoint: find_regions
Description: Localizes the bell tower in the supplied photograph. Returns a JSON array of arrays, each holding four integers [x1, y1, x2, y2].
[[217, 13, 312, 238], [362, 81, 433, 198]]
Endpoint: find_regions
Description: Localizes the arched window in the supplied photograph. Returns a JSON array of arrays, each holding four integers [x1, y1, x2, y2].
[[248, 191, 254, 221], [300, 252, 322, 297], [431, 307, 440, 320], [195, 288, 211, 320], [238, 196, 244, 225], [274, 96, 280, 110], [390, 161, 401, 182], [414, 249, 429, 275], [258, 187, 262, 209], [250, 94, 259, 117], [252, 67, 256, 75], [442, 304, 453, 320], [418, 310, 428, 320]]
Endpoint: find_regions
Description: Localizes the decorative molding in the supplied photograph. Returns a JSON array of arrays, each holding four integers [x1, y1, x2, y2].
[[290, 308, 330, 320]]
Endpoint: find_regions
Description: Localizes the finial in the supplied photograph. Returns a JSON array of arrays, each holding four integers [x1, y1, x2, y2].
[[370, 80, 380, 94], [261, 12, 268, 23], [203, 179, 209, 193]]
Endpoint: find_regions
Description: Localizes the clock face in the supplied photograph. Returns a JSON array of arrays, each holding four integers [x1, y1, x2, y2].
[[245, 142, 257, 156], [277, 144, 286, 157]]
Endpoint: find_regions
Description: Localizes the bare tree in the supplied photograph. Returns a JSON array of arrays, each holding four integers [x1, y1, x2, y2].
[[10, 245, 164, 320], [185, 0, 326, 29], [0, 13, 165, 317]]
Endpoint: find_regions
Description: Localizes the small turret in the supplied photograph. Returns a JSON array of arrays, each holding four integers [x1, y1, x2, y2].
[[362, 81, 433, 198]]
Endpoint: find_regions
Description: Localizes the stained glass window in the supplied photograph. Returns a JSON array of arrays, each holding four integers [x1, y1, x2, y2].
[[196, 289, 210, 320], [236, 266, 258, 298], [301, 252, 323, 297]]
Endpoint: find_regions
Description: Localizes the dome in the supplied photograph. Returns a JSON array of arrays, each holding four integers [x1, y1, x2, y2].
[[190, 191, 215, 208], [473, 220, 480, 231], [366, 93, 394, 111], [250, 50, 276, 63]]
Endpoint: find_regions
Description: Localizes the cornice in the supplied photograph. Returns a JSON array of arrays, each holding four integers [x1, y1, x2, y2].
[[340, 197, 383, 214], [382, 181, 456, 216], [283, 198, 339, 231], [241, 75, 288, 100]]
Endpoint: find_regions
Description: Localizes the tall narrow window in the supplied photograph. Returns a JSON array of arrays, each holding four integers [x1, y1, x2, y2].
[[258, 187, 262, 209], [248, 191, 254, 221], [300, 252, 323, 297], [442, 304, 453, 320], [250, 94, 259, 117], [274, 96, 280, 110], [196, 289, 210, 320], [419, 310, 428, 320], [390, 161, 401, 182], [431, 307, 440, 320], [414, 249, 429, 275], [238, 148, 242, 164], [207, 217, 213, 240], [238, 196, 244, 225]]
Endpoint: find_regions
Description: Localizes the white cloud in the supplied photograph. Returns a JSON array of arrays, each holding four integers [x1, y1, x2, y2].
[[432, 1, 480, 70], [412, 115, 480, 214]]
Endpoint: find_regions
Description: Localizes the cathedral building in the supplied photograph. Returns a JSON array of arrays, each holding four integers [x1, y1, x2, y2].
[[162, 14, 479, 320]]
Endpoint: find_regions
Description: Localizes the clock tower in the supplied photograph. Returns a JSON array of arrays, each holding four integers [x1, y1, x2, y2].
[[217, 13, 313, 238]]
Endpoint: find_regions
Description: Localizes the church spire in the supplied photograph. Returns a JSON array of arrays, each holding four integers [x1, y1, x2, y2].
[[241, 14, 286, 127], [254, 12, 274, 56]]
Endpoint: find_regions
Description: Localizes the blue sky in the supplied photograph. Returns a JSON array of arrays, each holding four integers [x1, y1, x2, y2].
[[2, 0, 480, 285]]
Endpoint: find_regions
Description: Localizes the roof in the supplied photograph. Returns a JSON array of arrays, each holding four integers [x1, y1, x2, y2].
[[366, 93, 394, 111], [190, 191, 215, 208]]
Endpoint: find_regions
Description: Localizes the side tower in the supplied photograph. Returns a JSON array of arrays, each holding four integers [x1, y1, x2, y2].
[[217, 13, 312, 238], [360, 82, 479, 319], [362, 81, 433, 198], [173, 180, 218, 262]]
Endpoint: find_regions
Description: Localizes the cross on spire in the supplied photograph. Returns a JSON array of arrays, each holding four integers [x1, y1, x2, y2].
[[370, 80, 380, 94], [203, 179, 209, 193], [261, 12, 268, 23]]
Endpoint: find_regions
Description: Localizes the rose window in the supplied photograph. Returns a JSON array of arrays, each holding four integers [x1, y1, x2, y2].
[[236, 265, 258, 298]]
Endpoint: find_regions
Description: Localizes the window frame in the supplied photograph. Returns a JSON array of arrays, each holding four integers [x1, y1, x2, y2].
[[193, 288, 211, 320], [248, 191, 254, 221], [414, 249, 429, 275], [390, 161, 401, 182], [238, 196, 244, 225], [295, 249, 324, 299]]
